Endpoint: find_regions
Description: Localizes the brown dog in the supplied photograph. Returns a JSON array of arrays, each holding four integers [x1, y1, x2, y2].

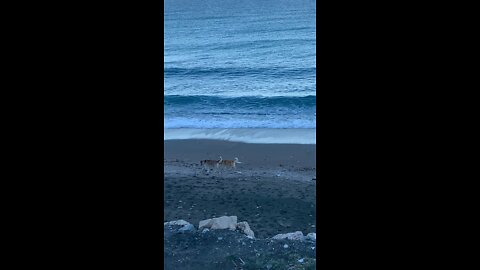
[[219, 157, 242, 169], [200, 156, 222, 170]]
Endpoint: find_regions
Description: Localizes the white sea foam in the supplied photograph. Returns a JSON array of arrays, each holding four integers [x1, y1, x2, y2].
[[164, 117, 315, 129], [164, 128, 316, 144]]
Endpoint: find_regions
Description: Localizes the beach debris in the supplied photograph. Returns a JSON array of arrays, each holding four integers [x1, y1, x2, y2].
[[306, 233, 316, 241], [272, 231, 306, 241], [236, 221, 255, 238], [298, 258, 304, 263], [201, 228, 210, 233], [283, 244, 289, 248], [199, 216, 238, 230]]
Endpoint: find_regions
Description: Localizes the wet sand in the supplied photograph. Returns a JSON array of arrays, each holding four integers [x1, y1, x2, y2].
[[164, 139, 316, 239]]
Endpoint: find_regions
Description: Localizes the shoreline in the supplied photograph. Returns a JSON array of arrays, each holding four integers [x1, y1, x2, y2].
[[164, 128, 316, 144]]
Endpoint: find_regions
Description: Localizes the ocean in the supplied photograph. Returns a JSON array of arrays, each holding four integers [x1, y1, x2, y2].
[[164, 0, 316, 144]]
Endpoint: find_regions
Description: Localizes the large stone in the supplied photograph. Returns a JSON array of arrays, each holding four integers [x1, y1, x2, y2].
[[178, 223, 195, 233], [199, 216, 238, 231], [236, 221, 255, 238], [272, 231, 305, 241], [306, 232, 316, 241], [164, 220, 196, 234], [164, 220, 190, 226]]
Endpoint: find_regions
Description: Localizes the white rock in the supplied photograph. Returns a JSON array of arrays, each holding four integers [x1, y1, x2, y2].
[[272, 231, 305, 241], [236, 221, 255, 238], [164, 220, 195, 233], [199, 216, 238, 230], [283, 244, 289, 248], [164, 220, 190, 226], [306, 233, 316, 241], [178, 223, 195, 232]]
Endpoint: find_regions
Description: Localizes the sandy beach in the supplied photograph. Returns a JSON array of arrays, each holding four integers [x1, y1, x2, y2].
[[164, 139, 316, 239]]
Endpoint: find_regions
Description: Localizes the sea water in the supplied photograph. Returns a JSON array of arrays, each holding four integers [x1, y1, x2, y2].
[[164, 0, 316, 144]]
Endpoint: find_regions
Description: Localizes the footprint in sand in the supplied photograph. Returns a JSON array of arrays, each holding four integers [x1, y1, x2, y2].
[[277, 219, 292, 228]]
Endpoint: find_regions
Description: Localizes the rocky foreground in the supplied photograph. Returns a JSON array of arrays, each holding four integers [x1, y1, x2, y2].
[[164, 216, 317, 270]]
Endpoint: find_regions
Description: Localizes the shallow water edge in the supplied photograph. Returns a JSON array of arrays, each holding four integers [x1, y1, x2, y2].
[[164, 128, 316, 144]]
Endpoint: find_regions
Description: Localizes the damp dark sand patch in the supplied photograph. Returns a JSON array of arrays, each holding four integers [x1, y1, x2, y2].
[[164, 175, 316, 239]]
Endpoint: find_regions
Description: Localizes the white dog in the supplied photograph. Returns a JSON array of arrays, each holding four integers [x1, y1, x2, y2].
[[219, 157, 242, 169]]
